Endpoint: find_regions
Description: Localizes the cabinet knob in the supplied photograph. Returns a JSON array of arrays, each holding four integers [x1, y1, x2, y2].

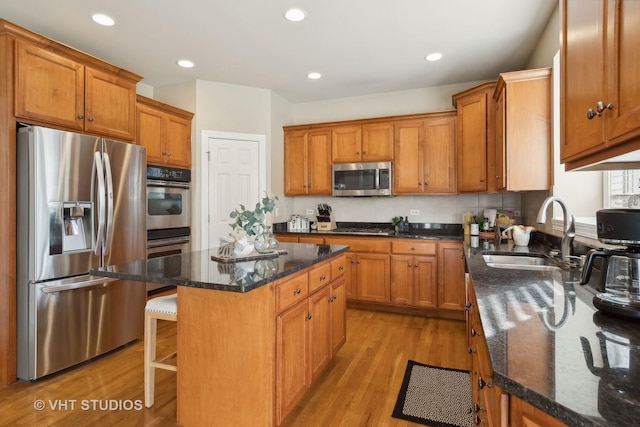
[[414, 264, 418, 267], [596, 101, 614, 115], [410, 247, 415, 251], [306, 314, 312, 320], [407, 263, 412, 267], [471, 328, 482, 336], [87, 117, 94, 122], [587, 108, 596, 120], [479, 179, 485, 182], [162, 151, 167, 156], [473, 403, 485, 413], [332, 294, 337, 300], [495, 175, 500, 179], [320, 274, 326, 280], [294, 288, 301, 294], [338, 265, 344, 271], [356, 151, 360, 155], [474, 415, 486, 425], [167, 152, 172, 157], [77, 114, 84, 119]]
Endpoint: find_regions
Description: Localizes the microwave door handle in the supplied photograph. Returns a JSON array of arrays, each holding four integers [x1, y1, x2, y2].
[[103, 151, 114, 256], [93, 151, 106, 256], [375, 168, 381, 190]]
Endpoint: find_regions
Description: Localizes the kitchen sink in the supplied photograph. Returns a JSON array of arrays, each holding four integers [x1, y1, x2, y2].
[[482, 252, 561, 272]]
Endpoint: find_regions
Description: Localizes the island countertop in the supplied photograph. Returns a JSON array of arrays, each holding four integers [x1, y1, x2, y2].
[[465, 238, 640, 427], [91, 242, 350, 293]]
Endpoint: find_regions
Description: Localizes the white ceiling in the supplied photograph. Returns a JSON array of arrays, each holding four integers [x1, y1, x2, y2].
[[0, 0, 557, 103]]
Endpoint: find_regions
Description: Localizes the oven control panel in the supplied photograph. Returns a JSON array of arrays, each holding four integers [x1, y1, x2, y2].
[[146, 165, 191, 182]]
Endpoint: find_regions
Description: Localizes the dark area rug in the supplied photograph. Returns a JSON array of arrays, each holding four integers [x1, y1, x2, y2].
[[392, 360, 472, 427]]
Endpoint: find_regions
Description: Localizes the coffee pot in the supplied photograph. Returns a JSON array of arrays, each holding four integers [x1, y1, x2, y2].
[[580, 209, 640, 319]]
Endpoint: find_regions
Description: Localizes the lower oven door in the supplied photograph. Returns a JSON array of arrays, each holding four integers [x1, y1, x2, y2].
[[146, 236, 190, 294]]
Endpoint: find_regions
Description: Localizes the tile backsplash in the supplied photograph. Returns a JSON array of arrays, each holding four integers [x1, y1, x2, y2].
[[280, 192, 522, 225]]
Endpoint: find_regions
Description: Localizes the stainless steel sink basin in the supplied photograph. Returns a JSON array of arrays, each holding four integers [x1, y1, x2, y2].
[[482, 253, 561, 271]]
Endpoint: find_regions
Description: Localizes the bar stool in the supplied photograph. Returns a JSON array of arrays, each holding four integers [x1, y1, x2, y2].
[[144, 294, 177, 408]]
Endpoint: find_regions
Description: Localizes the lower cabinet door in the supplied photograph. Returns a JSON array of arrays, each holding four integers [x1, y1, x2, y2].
[[357, 253, 390, 302], [330, 278, 346, 355], [413, 256, 437, 308], [309, 286, 332, 382], [276, 300, 310, 424]]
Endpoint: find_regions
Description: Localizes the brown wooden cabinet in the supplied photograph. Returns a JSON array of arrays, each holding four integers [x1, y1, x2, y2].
[[136, 95, 193, 168], [510, 395, 568, 427], [437, 242, 466, 311], [275, 256, 346, 425], [15, 39, 138, 141], [561, 0, 640, 170], [493, 69, 551, 191], [284, 129, 332, 195], [453, 82, 496, 192], [394, 113, 456, 194], [390, 240, 438, 307], [331, 123, 393, 163]]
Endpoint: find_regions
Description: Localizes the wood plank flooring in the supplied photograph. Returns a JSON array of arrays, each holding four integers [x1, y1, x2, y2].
[[0, 308, 467, 427]]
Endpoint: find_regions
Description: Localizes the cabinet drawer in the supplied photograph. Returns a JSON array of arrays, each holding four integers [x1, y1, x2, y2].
[[324, 236, 390, 253], [391, 241, 436, 255], [309, 263, 331, 294], [276, 272, 309, 313], [331, 255, 346, 279], [299, 236, 324, 244]]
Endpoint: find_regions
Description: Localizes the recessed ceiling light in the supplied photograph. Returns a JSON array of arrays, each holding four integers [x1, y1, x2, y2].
[[425, 53, 443, 62], [177, 59, 194, 68], [307, 72, 322, 80], [284, 8, 306, 22], [91, 13, 115, 26]]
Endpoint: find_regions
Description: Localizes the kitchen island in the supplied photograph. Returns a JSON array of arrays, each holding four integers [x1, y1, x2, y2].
[[93, 242, 349, 426], [465, 238, 640, 427]]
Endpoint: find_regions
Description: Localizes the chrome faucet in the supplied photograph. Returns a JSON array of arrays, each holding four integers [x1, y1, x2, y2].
[[536, 196, 576, 261]]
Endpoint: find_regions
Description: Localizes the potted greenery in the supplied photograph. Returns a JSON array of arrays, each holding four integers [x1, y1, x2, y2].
[[229, 194, 279, 254], [391, 216, 403, 232]]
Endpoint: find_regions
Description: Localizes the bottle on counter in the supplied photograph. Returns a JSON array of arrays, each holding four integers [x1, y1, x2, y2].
[[400, 216, 410, 232], [483, 217, 489, 232]]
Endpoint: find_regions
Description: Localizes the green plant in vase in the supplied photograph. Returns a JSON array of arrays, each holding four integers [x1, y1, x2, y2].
[[229, 194, 279, 254]]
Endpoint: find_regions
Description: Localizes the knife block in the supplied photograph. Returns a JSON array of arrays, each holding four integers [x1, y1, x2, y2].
[[316, 212, 336, 231]]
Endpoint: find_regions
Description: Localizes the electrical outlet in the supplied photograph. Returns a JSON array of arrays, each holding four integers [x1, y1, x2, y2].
[[306, 209, 314, 215], [514, 210, 521, 217], [409, 209, 420, 216]]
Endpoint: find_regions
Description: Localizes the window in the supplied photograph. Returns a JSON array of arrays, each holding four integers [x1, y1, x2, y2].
[[604, 170, 640, 208]]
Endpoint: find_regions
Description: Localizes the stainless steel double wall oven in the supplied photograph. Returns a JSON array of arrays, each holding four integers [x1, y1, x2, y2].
[[146, 165, 191, 294]]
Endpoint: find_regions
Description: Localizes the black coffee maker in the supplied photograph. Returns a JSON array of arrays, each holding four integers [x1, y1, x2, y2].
[[581, 209, 640, 319]]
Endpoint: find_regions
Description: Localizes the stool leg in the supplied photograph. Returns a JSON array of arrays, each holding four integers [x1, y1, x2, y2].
[[144, 312, 157, 408]]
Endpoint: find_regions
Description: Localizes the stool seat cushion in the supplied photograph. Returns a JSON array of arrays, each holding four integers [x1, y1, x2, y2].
[[145, 294, 177, 315]]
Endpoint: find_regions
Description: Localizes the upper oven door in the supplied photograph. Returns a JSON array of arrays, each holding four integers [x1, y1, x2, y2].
[[146, 180, 191, 231]]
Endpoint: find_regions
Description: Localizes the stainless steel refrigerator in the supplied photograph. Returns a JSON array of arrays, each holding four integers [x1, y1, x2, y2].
[[17, 125, 147, 380]]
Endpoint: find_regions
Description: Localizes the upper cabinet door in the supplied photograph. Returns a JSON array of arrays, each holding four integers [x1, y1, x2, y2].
[[362, 123, 393, 161], [136, 102, 164, 163], [307, 130, 332, 195], [331, 125, 362, 163], [85, 67, 136, 141], [456, 91, 489, 192], [604, 0, 640, 146], [163, 114, 192, 168], [284, 131, 310, 195], [424, 115, 456, 193], [560, 0, 606, 161], [393, 120, 424, 194], [15, 40, 85, 131]]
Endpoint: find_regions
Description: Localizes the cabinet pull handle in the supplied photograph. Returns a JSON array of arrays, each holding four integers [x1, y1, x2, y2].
[[77, 114, 84, 119], [478, 377, 487, 389], [474, 415, 486, 425], [294, 288, 301, 294], [596, 101, 613, 115], [306, 314, 312, 320]]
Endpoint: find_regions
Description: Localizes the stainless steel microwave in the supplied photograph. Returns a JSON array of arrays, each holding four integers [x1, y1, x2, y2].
[[332, 161, 392, 197]]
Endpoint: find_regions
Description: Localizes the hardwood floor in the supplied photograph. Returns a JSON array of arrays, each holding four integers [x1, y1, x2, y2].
[[0, 309, 467, 427]]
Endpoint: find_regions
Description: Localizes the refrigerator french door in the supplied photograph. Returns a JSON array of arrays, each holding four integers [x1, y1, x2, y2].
[[16, 125, 147, 380]]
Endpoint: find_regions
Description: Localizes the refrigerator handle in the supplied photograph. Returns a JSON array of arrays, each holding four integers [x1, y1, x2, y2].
[[103, 152, 114, 256], [41, 277, 119, 294], [93, 151, 106, 256]]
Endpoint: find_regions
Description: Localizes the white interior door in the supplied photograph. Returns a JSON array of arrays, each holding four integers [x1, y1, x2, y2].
[[201, 131, 266, 250]]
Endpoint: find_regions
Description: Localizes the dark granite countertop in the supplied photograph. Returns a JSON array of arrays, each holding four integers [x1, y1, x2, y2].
[[92, 243, 349, 293], [465, 238, 640, 427], [274, 221, 463, 241]]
